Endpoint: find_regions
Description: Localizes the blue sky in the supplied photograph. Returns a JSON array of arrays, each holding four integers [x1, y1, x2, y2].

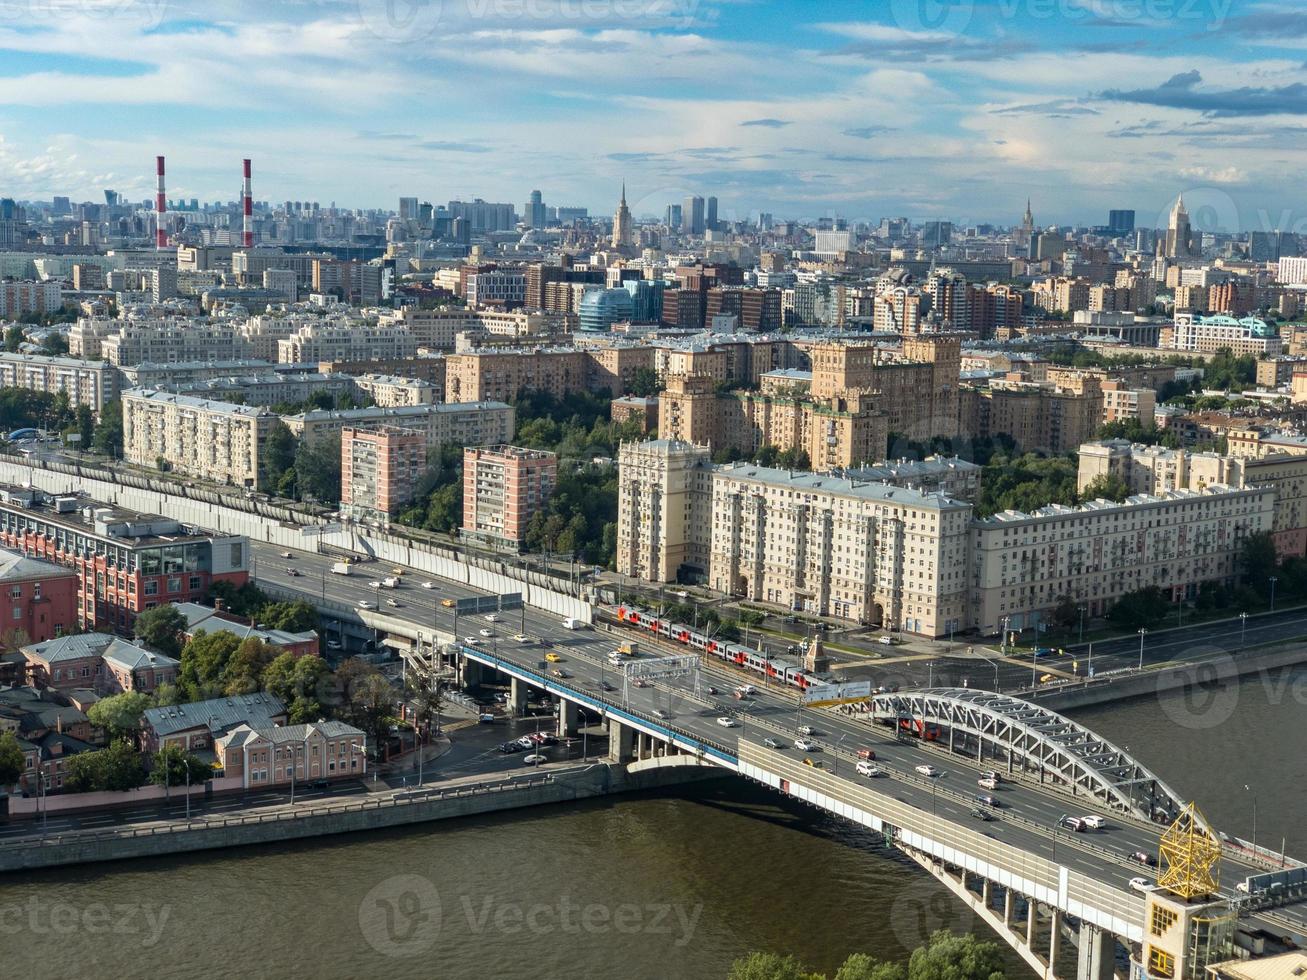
[[0, 0, 1303, 231]]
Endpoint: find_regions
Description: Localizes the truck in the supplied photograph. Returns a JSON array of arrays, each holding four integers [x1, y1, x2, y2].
[[381, 577, 401, 589], [330, 561, 352, 575], [561, 617, 582, 630], [616, 640, 639, 656]]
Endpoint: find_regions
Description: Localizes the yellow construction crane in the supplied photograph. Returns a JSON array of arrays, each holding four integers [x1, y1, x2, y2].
[[1157, 803, 1222, 900]]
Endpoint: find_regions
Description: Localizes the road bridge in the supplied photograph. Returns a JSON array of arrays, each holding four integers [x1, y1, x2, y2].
[[250, 542, 1306, 980]]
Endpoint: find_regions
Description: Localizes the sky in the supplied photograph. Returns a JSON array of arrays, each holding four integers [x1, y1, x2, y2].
[[0, 0, 1304, 232]]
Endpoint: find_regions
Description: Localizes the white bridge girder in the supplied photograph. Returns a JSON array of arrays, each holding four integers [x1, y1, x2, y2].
[[871, 688, 1192, 826]]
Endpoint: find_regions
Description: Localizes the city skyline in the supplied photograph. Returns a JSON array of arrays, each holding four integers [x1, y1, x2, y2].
[[1, 1, 1302, 229]]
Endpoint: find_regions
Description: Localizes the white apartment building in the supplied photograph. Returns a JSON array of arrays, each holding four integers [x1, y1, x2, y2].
[[284, 401, 514, 451], [0, 352, 119, 412], [276, 321, 416, 364], [465, 271, 526, 308], [95, 319, 256, 366], [1276, 256, 1307, 284], [122, 389, 280, 489], [1170, 313, 1282, 356]]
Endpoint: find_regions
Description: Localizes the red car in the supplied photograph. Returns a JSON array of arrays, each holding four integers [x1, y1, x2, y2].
[[856, 748, 876, 761]]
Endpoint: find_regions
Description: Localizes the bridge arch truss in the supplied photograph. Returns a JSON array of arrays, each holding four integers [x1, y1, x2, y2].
[[870, 687, 1189, 825]]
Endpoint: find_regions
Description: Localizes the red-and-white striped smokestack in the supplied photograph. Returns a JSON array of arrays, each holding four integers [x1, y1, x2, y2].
[[155, 155, 167, 250], [242, 158, 253, 248]]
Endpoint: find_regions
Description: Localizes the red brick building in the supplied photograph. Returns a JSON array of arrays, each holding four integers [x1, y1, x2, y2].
[[462, 445, 557, 549], [0, 485, 250, 634], [0, 548, 78, 644]]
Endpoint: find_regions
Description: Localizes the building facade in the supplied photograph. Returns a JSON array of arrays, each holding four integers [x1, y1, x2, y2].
[[340, 426, 427, 525], [462, 445, 558, 548]]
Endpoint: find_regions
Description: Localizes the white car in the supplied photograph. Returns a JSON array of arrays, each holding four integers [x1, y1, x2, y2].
[[464, 636, 483, 646], [357, 600, 375, 610], [523, 753, 548, 765], [386, 598, 400, 608], [1129, 877, 1152, 893], [479, 628, 494, 637], [368, 580, 382, 589], [280, 551, 293, 558], [737, 685, 756, 696], [915, 764, 940, 777], [513, 634, 530, 643], [716, 717, 738, 728], [977, 777, 999, 791], [796, 724, 815, 736], [1081, 815, 1106, 830], [652, 709, 670, 720], [794, 738, 817, 751], [856, 761, 881, 778], [485, 613, 500, 623], [421, 581, 436, 589]]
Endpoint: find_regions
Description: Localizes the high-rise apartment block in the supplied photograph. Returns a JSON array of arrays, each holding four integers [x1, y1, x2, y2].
[[340, 426, 426, 525], [462, 446, 557, 548]]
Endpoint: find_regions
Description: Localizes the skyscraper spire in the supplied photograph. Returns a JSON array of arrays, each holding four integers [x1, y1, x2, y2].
[[612, 182, 633, 249]]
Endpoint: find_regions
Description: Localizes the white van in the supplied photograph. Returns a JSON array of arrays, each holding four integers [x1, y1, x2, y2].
[[561, 617, 582, 630]]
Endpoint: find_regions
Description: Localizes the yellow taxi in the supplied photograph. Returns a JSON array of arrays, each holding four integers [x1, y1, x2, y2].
[[544, 652, 563, 663]]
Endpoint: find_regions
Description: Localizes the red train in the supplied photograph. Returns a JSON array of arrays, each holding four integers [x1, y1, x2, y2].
[[615, 606, 818, 690]]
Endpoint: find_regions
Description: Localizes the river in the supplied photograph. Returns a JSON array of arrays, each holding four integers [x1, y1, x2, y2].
[[2, 667, 1302, 980]]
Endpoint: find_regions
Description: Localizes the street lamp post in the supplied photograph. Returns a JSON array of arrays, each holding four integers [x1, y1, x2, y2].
[[1244, 784, 1258, 856], [1077, 607, 1085, 645], [1137, 628, 1148, 671], [833, 733, 848, 777], [1240, 612, 1249, 650], [1270, 577, 1278, 613]]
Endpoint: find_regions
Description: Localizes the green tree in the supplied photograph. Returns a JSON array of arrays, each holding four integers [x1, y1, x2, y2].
[[404, 660, 445, 738], [207, 580, 269, 619], [73, 404, 94, 448], [629, 366, 661, 397], [906, 930, 1006, 980], [262, 651, 300, 704], [178, 629, 241, 701], [836, 955, 906, 980], [258, 599, 318, 633], [295, 433, 342, 504], [91, 399, 123, 456], [1106, 586, 1169, 631], [0, 731, 24, 787], [1240, 531, 1279, 597], [149, 744, 213, 788], [286, 655, 331, 724], [728, 952, 815, 980], [65, 740, 147, 793], [335, 660, 395, 753], [3, 325, 24, 352], [40, 332, 69, 355], [1080, 472, 1130, 504], [222, 637, 281, 695], [86, 691, 151, 740], [134, 604, 188, 658], [262, 421, 298, 491]]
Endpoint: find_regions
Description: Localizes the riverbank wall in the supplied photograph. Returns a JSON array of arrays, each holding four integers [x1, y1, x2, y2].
[[0, 763, 725, 874], [1028, 643, 1307, 712]]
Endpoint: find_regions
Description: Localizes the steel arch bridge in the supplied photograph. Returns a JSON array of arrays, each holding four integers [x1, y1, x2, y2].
[[870, 687, 1192, 826]]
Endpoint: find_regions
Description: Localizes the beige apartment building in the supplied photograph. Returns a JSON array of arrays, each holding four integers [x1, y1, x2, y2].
[[276, 321, 416, 364], [616, 440, 715, 584], [284, 401, 514, 452], [353, 374, 438, 407], [705, 462, 972, 635], [0, 352, 119, 412], [658, 373, 889, 471], [960, 378, 1103, 454], [445, 348, 591, 403], [620, 439, 1272, 636], [122, 389, 279, 489], [1079, 440, 1307, 557], [971, 485, 1273, 633]]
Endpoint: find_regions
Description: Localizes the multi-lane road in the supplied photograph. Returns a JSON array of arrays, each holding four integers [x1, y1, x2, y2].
[[250, 540, 1304, 933]]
